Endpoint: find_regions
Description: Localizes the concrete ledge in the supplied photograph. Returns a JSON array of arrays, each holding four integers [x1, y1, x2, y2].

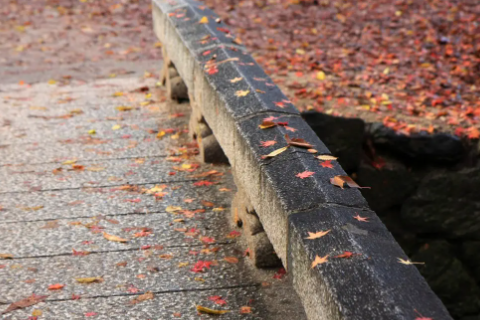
[[152, 1, 453, 319]]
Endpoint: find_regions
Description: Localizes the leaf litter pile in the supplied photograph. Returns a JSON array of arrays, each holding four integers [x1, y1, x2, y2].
[[206, 0, 480, 139]]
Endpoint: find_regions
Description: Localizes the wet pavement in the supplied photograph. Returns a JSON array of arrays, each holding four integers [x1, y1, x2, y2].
[[0, 73, 307, 319]]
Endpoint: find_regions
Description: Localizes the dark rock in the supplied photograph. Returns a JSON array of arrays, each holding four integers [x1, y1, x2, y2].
[[355, 159, 415, 212], [302, 111, 364, 171], [369, 123, 465, 162], [411, 241, 480, 318], [460, 241, 480, 283], [401, 197, 480, 239]]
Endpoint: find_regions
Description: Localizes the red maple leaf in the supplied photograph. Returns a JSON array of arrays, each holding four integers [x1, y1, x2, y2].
[[320, 160, 334, 168], [208, 296, 227, 305], [193, 181, 214, 187], [273, 268, 286, 279], [334, 251, 360, 259], [274, 102, 285, 108], [191, 260, 213, 273], [353, 214, 369, 222], [200, 236, 215, 244], [296, 171, 315, 179], [85, 312, 97, 317], [260, 140, 277, 147]]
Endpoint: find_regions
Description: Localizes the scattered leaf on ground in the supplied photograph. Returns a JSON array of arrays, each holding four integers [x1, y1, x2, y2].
[[103, 232, 128, 243], [311, 255, 329, 268], [76, 277, 103, 284], [130, 291, 154, 305], [48, 284, 64, 290], [224, 257, 239, 264], [1, 294, 48, 314], [196, 305, 229, 315], [261, 146, 288, 159], [296, 171, 315, 179]]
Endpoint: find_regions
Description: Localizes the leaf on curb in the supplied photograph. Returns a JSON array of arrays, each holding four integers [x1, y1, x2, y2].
[[285, 134, 313, 148], [261, 146, 288, 159], [258, 121, 276, 129], [296, 171, 315, 179], [311, 255, 328, 268], [196, 305, 230, 315], [199, 16, 209, 24], [305, 230, 330, 239], [398, 258, 425, 265], [235, 90, 250, 97], [330, 175, 370, 189], [103, 232, 128, 243], [316, 155, 338, 161], [48, 284, 64, 290], [230, 77, 243, 83]]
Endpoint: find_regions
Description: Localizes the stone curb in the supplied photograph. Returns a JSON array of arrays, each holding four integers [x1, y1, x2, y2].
[[151, 1, 453, 319]]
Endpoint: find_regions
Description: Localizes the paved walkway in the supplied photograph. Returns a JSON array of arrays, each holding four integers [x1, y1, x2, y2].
[[0, 74, 306, 319]]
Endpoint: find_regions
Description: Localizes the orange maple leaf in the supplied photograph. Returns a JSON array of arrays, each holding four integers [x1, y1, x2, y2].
[[334, 251, 359, 259], [311, 255, 329, 268], [468, 127, 480, 139], [320, 160, 334, 168], [305, 230, 330, 239], [296, 171, 315, 179], [260, 140, 277, 147], [48, 284, 64, 290]]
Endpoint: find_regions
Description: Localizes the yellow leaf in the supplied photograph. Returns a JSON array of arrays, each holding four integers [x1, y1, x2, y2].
[[88, 129, 96, 135], [62, 159, 77, 165], [86, 167, 105, 172], [154, 42, 162, 48], [113, 92, 124, 97], [166, 206, 182, 213], [115, 106, 133, 111], [21, 206, 44, 211], [261, 146, 288, 159], [235, 90, 250, 97], [48, 79, 57, 85], [157, 131, 166, 139], [316, 155, 338, 161], [212, 207, 225, 212], [296, 48, 305, 55], [32, 310, 43, 316], [305, 230, 330, 239], [145, 93, 152, 99], [194, 277, 205, 282], [311, 255, 329, 268], [230, 77, 243, 83], [383, 67, 390, 75], [258, 121, 276, 129], [75, 277, 104, 284], [178, 262, 189, 268], [316, 71, 325, 81], [196, 306, 230, 315], [112, 124, 121, 130], [0, 253, 14, 259], [199, 16, 209, 24], [397, 258, 425, 265], [103, 232, 128, 243]]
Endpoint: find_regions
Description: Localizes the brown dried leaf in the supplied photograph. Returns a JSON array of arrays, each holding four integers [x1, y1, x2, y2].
[[76, 277, 103, 284], [103, 232, 128, 243], [1, 294, 48, 314], [330, 176, 370, 189], [258, 121, 276, 129], [285, 134, 313, 149]]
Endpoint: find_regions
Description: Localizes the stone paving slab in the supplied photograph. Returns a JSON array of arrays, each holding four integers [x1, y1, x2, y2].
[[0, 211, 235, 258], [0, 243, 253, 303], [1, 287, 270, 320], [0, 114, 188, 146], [0, 156, 229, 193], [0, 180, 233, 222]]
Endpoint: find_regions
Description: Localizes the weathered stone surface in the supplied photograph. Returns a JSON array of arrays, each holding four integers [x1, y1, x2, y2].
[[198, 134, 229, 164], [356, 159, 416, 212], [247, 231, 281, 268], [288, 207, 453, 320], [302, 111, 364, 171], [411, 241, 480, 318], [370, 123, 465, 162]]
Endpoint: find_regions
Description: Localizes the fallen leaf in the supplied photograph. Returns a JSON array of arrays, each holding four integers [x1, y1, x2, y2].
[[1, 294, 48, 314], [235, 90, 250, 97], [334, 251, 359, 259], [130, 291, 154, 305], [31, 309, 42, 316], [240, 306, 252, 314], [353, 214, 369, 222], [226, 231, 241, 239], [103, 232, 128, 243], [398, 258, 425, 265], [166, 205, 182, 213], [317, 155, 338, 161], [48, 283, 64, 290], [230, 77, 243, 83], [224, 257, 239, 264], [0, 254, 14, 259], [261, 146, 289, 159], [305, 230, 330, 240], [320, 160, 334, 168], [260, 140, 277, 147], [85, 312, 97, 317], [330, 176, 370, 189], [258, 120, 277, 129], [76, 277, 103, 284], [208, 296, 227, 306], [196, 305, 229, 315], [115, 106, 133, 111], [201, 200, 214, 207], [296, 171, 315, 179], [311, 255, 329, 268], [316, 71, 326, 80], [285, 134, 313, 148], [199, 16, 209, 24]]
